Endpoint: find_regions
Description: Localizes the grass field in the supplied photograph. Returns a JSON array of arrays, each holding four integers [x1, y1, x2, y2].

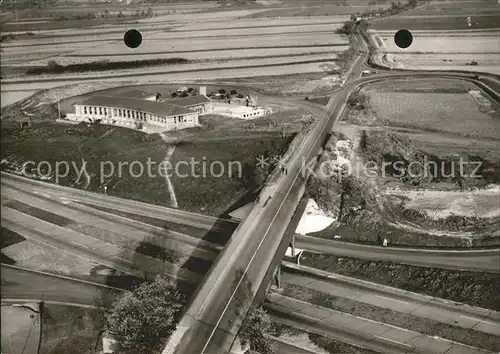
[[169, 134, 293, 215], [358, 78, 500, 140], [0, 122, 171, 205], [0, 117, 295, 215], [40, 304, 102, 354], [366, 91, 500, 139]]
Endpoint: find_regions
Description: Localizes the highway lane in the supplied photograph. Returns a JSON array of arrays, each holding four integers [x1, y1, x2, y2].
[[1, 172, 238, 233], [265, 293, 491, 354], [1, 206, 204, 284], [295, 235, 500, 274], [2, 184, 221, 261], [281, 262, 500, 335], [1, 264, 120, 307], [269, 336, 318, 354]]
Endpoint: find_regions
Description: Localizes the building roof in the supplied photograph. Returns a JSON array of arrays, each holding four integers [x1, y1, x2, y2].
[[165, 95, 211, 107], [110, 89, 157, 99], [75, 96, 194, 117]]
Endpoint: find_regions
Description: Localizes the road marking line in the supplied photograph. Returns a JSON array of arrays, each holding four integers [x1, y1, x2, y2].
[[296, 313, 322, 322], [374, 336, 414, 348], [460, 315, 482, 322], [115, 257, 133, 264], [375, 295, 410, 305], [480, 321, 500, 326], [461, 316, 500, 326]]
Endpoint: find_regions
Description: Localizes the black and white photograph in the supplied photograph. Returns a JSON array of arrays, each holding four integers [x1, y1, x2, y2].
[[1, 0, 499, 353]]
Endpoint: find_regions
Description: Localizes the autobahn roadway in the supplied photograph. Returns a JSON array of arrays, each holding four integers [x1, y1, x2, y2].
[[1, 181, 218, 284], [281, 262, 500, 336], [2, 171, 498, 275], [295, 235, 500, 274], [0, 171, 239, 233], [1, 264, 121, 308]]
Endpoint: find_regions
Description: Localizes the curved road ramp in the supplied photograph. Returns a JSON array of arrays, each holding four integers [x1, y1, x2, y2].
[[1, 301, 41, 354]]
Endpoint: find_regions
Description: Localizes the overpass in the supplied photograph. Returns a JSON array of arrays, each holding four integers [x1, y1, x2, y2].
[[163, 45, 500, 352]]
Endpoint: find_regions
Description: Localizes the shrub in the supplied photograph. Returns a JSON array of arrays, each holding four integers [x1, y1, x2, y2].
[[105, 275, 185, 353], [240, 307, 276, 354], [230, 89, 237, 95], [218, 89, 226, 94], [171, 92, 178, 98], [47, 60, 59, 71], [237, 93, 244, 98], [179, 92, 188, 98], [187, 87, 194, 92], [347, 91, 368, 110]]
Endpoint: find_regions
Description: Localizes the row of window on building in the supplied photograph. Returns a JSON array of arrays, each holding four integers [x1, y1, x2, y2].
[[242, 111, 264, 118], [82, 105, 187, 123]]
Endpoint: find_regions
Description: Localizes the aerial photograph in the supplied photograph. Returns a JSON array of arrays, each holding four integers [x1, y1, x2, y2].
[[1, 0, 499, 353]]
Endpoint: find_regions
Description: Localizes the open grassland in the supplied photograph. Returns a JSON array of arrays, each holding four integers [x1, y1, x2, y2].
[[363, 78, 500, 140], [0, 111, 299, 215], [366, 91, 500, 139], [169, 135, 293, 215], [40, 304, 102, 354]]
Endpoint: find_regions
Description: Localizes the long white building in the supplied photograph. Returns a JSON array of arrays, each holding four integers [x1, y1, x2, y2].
[[66, 89, 212, 131]]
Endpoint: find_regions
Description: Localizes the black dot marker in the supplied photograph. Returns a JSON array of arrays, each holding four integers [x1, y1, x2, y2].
[[394, 29, 413, 49], [124, 29, 142, 49]]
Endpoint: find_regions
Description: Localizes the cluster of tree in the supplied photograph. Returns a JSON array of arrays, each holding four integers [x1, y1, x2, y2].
[[53, 8, 155, 21], [347, 91, 369, 110], [27, 58, 189, 75], [385, 0, 421, 15], [104, 275, 185, 353], [241, 162, 265, 191], [347, 0, 422, 24]]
